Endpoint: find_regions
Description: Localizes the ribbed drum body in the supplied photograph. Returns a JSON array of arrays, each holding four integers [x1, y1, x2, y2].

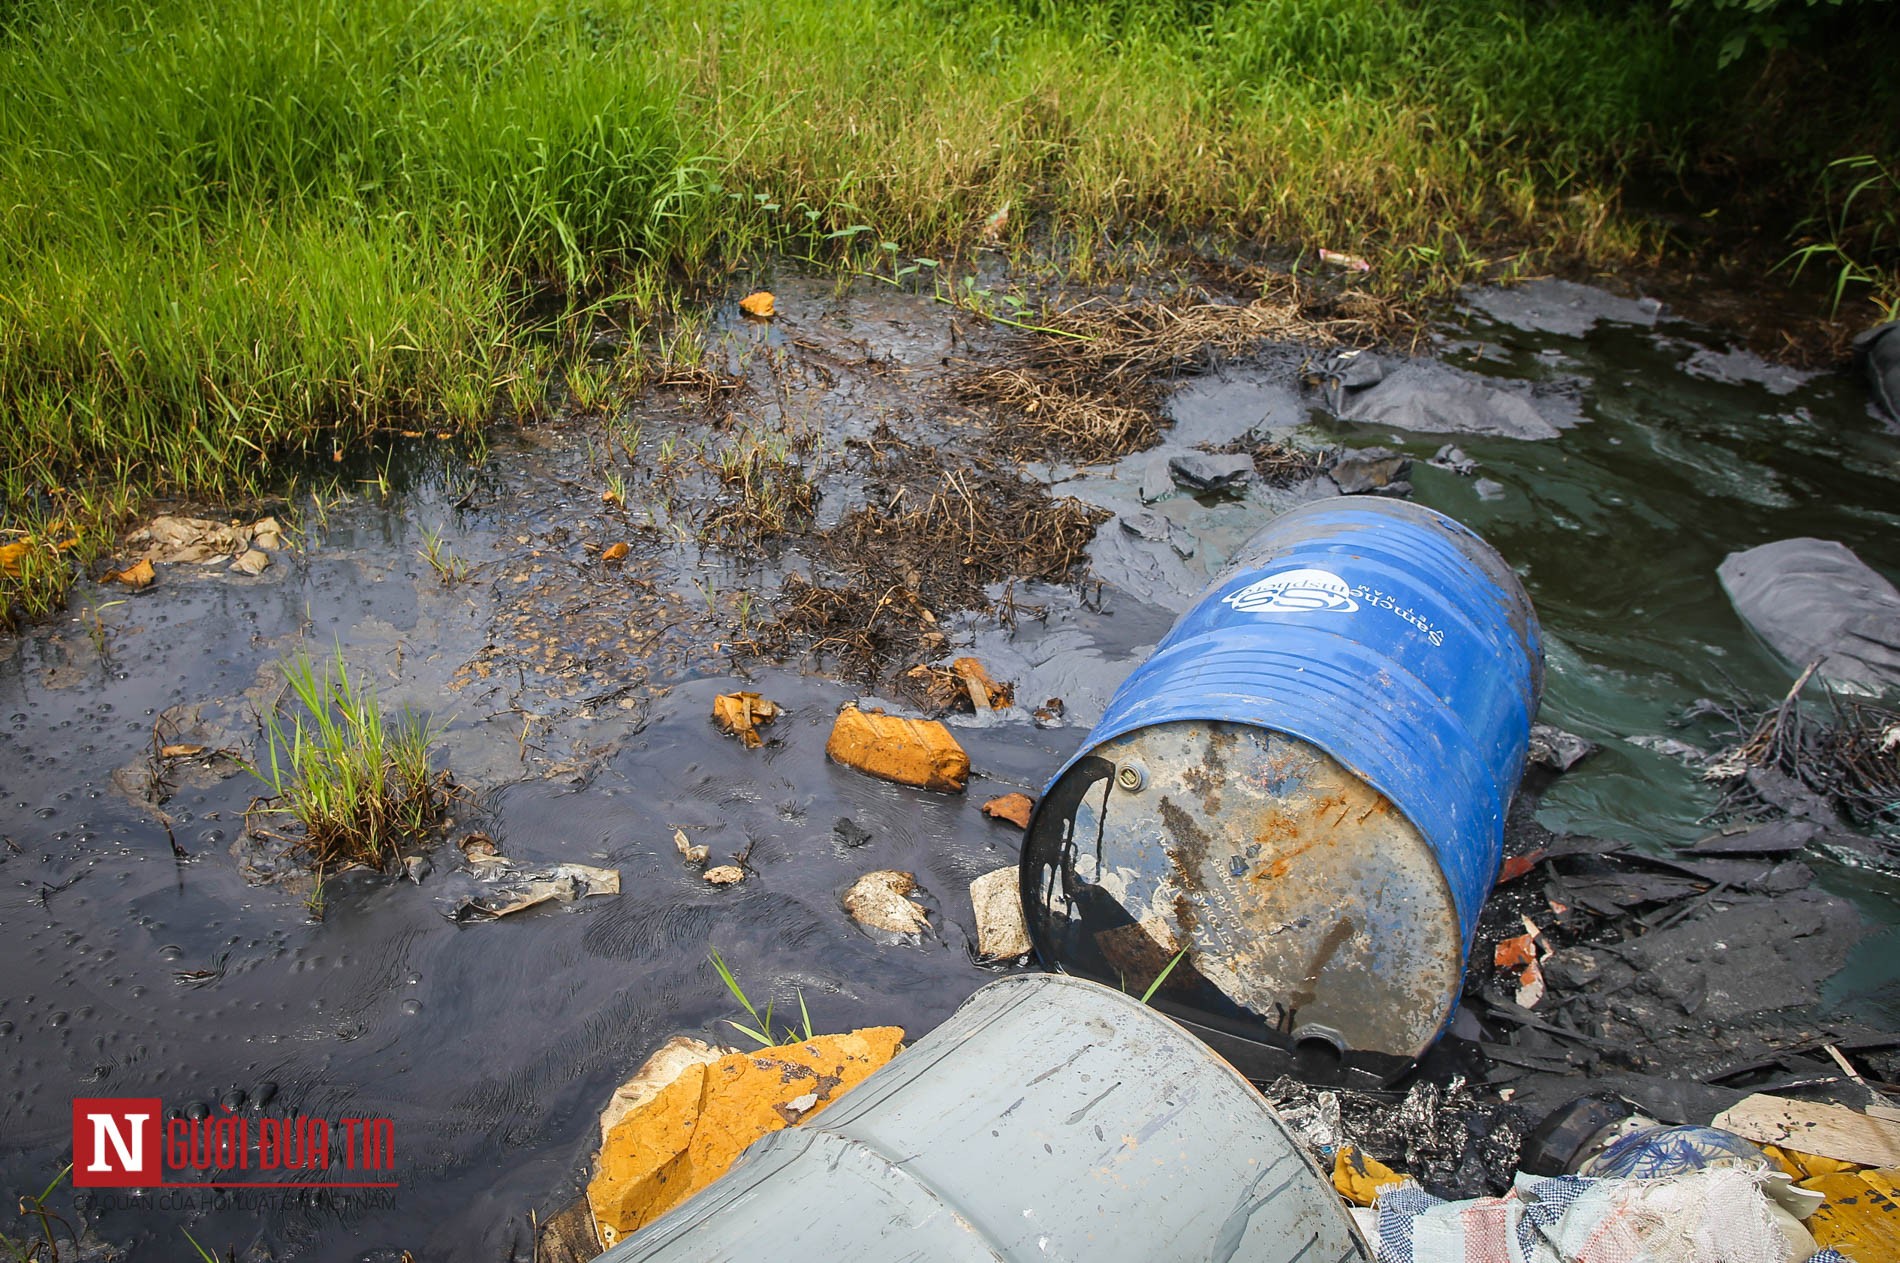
[[1021, 499, 1542, 1065], [603, 976, 1367, 1263]]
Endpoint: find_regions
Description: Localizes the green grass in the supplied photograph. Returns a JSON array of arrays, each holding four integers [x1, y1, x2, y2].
[[710, 948, 817, 1048], [246, 647, 448, 878], [1, 0, 1894, 623]]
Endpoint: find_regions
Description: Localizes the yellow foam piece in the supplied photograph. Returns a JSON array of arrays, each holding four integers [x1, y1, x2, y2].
[[587, 1028, 904, 1245]]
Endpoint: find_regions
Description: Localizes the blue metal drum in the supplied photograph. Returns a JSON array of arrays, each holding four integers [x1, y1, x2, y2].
[[1021, 498, 1542, 1079]]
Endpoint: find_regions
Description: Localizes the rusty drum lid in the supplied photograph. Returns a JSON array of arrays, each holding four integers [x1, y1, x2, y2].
[[1021, 720, 1464, 1066]]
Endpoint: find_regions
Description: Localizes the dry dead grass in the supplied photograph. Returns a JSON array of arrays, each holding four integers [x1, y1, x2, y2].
[[958, 286, 1374, 464], [742, 439, 1106, 673]]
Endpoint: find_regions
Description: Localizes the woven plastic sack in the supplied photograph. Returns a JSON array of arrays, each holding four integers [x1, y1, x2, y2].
[[1374, 1168, 1811, 1263]]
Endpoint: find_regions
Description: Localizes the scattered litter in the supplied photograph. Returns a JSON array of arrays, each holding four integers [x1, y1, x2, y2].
[[738, 291, 775, 319], [1269, 1074, 1532, 1201], [712, 690, 782, 749], [1370, 1167, 1804, 1263], [1494, 918, 1549, 1007], [596, 1036, 732, 1147], [1528, 723, 1598, 774], [980, 792, 1035, 829], [158, 743, 207, 759], [602, 541, 630, 562], [402, 855, 431, 884], [1718, 538, 1900, 694], [1498, 851, 1544, 884], [906, 658, 1015, 714], [586, 1027, 902, 1246], [0, 534, 78, 575], [833, 817, 872, 848], [1801, 1166, 1900, 1257], [1033, 697, 1066, 728], [1318, 248, 1371, 272], [1327, 446, 1413, 497], [460, 832, 501, 861], [826, 704, 969, 792], [1332, 1145, 1406, 1207], [951, 657, 1011, 711], [1715, 1095, 1900, 1169], [673, 829, 708, 867], [1682, 820, 1821, 856], [1168, 451, 1254, 493], [968, 866, 1031, 960], [442, 861, 620, 921], [980, 200, 1011, 242], [1429, 444, 1477, 476], [1307, 349, 1577, 439], [229, 548, 271, 576], [703, 865, 744, 886], [124, 515, 281, 565], [102, 558, 156, 590], [844, 870, 928, 934]]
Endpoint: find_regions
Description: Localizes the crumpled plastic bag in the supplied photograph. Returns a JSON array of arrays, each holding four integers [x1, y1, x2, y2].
[[437, 861, 620, 921], [1370, 1169, 1831, 1263]]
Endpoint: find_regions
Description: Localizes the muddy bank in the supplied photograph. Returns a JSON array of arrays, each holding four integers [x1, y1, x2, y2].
[[2, 271, 1897, 1259]]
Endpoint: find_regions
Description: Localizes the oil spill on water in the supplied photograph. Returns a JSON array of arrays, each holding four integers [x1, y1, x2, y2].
[[1, 274, 1896, 1259]]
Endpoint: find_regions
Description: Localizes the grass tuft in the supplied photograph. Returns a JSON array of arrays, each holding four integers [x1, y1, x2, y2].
[[245, 648, 450, 876], [709, 948, 817, 1048]]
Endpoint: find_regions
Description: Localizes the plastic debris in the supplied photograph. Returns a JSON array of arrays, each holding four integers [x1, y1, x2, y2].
[[968, 866, 1031, 960], [1167, 451, 1254, 493], [1528, 723, 1598, 773], [1800, 1167, 1900, 1257], [703, 865, 744, 885], [833, 817, 872, 848], [586, 1027, 903, 1247], [1371, 1167, 1811, 1263], [905, 658, 1014, 714], [1718, 538, 1900, 693], [1495, 916, 1550, 1007], [1498, 851, 1544, 884], [124, 515, 282, 564], [229, 548, 271, 576], [1318, 248, 1371, 272], [844, 870, 928, 934], [602, 541, 630, 562], [738, 291, 775, 319], [712, 691, 781, 749], [825, 704, 969, 792], [1332, 1145, 1406, 1207], [673, 829, 708, 867], [951, 656, 1012, 711], [597, 1036, 732, 1146], [980, 792, 1035, 828], [442, 862, 620, 920], [1327, 446, 1413, 496], [102, 557, 156, 589]]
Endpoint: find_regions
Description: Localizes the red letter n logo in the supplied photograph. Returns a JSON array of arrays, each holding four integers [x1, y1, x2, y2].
[[72, 1099, 162, 1187]]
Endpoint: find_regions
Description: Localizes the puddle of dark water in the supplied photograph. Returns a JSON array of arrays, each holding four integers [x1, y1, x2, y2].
[[2, 272, 1897, 1258]]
